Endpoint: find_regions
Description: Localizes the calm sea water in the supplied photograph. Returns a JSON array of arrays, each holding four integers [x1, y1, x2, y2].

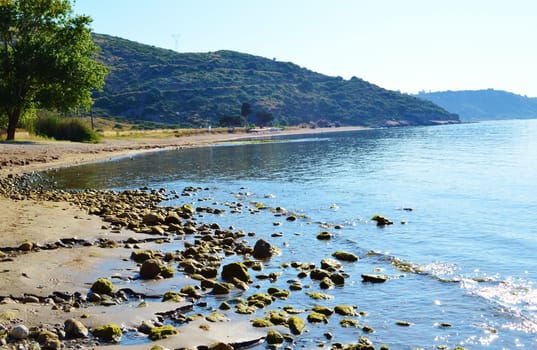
[[47, 119, 537, 349]]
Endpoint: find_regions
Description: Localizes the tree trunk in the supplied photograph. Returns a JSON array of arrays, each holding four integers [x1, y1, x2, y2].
[[6, 109, 20, 141]]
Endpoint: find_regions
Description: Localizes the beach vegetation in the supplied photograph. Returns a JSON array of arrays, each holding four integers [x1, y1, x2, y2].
[[0, 0, 107, 140], [32, 114, 100, 142]]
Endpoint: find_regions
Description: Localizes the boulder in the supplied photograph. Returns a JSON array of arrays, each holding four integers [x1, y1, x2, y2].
[[221, 262, 250, 283], [142, 212, 164, 225], [64, 318, 89, 338], [90, 278, 114, 294], [37, 330, 61, 350], [252, 239, 274, 259], [9, 325, 29, 339], [148, 325, 178, 340], [92, 323, 122, 342], [287, 316, 306, 335], [316, 231, 332, 240], [266, 329, 284, 345], [140, 259, 162, 279]]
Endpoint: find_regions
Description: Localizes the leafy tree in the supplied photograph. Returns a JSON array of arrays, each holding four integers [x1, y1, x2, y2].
[[240, 102, 252, 118], [218, 114, 245, 127], [253, 111, 274, 127], [0, 0, 108, 140]]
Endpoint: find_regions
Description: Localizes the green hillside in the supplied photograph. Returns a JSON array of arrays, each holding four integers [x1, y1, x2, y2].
[[92, 33, 459, 128], [417, 89, 537, 122]]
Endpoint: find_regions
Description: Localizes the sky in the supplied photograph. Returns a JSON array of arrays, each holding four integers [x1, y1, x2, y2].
[[73, 0, 537, 97]]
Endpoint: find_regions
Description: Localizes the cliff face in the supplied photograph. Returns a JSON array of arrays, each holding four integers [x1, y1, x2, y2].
[[92, 33, 459, 127], [417, 89, 537, 122]]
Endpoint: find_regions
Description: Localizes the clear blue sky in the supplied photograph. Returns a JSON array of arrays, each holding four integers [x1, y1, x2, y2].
[[73, 0, 537, 97]]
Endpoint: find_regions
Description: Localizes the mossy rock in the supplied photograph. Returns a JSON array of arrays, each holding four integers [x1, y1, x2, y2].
[[90, 278, 114, 294], [320, 258, 342, 271], [330, 272, 346, 285], [334, 305, 356, 316], [130, 250, 154, 263], [266, 329, 284, 345], [206, 312, 227, 322], [92, 323, 122, 342], [320, 276, 335, 289], [267, 287, 290, 299], [209, 342, 233, 350], [267, 310, 288, 325], [219, 301, 231, 310], [332, 251, 358, 262], [162, 290, 184, 302], [180, 285, 201, 298], [307, 312, 328, 324], [179, 204, 195, 216], [211, 282, 233, 295], [306, 291, 333, 300], [287, 315, 306, 335], [250, 318, 273, 327], [312, 305, 334, 317], [339, 318, 359, 328], [221, 262, 251, 283], [247, 293, 273, 308], [160, 265, 174, 278], [148, 325, 178, 341], [316, 231, 332, 240], [235, 303, 256, 314]]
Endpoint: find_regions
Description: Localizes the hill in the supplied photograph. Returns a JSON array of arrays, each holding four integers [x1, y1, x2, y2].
[[417, 89, 537, 122], [91, 33, 459, 128]]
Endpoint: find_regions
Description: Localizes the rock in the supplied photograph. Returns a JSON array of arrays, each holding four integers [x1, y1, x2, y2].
[[142, 212, 164, 225], [211, 282, 232, 295], [266, 329, 284, 345], [316, 231, 332, 240], [148, 325, 178, 340], [140, 259, 162, 279], [180, 285, 201, 298], [332, 250, 358, 262], [371, 214, 393, 226], [247, 293, 273, 308], [252, 239, 274, 259], [361, 274, 389, 283], [92, 323, 122, 342], [310, 268, 331, 280], [64, 318, 89, 338], [320, 258, 342, 271], [208, 342, 233, 350], [37, 330, 61, 349], [312, 305, 334, 316], [251, 318, 273, 327], [307, 312, 328, 324], [330, 272, 346, 285], [334, 305, 356, 316], [10, 325, 29, 339], [18, 241, 33, 251], [164, 212, 182, 225], [162, 290, 184, 302], [130, 250, 155, 263], [90, 278, 114, 294], [221, 262, 250, 283], [320, 276, 335, 289], [22, 295, 40, 303], [287, 315, 306, 335]]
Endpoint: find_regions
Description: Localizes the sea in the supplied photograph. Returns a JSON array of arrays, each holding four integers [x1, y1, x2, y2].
[[46, 119, 537, 349]]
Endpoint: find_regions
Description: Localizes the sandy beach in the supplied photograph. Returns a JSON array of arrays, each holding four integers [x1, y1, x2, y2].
[[0, 126, 367, 349]]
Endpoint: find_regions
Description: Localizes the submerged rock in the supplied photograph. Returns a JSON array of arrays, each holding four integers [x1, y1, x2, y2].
[[371, 214, 393, 226]]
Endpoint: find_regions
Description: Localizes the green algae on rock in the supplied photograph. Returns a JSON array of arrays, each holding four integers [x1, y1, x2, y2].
[[266, 329, 284, 345], [92, 323, 122, 342], [90, 278, 114, 295], [148, 325, 178, 340], [287, 315, 306, 335]]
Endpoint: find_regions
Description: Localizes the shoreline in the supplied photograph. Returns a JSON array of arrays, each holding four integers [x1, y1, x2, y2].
[[0, 125, 371, 350], [0, 125, 369, 178]]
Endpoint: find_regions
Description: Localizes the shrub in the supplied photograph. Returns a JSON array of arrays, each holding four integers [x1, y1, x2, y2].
[[33, 115, 100, 142]]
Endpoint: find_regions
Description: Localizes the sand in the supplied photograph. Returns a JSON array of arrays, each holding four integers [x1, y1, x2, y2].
[[0, 126, 366, 349]]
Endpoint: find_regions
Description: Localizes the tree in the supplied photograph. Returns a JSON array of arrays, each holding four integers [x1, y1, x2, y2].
[[0, 0, 108, 140], [240, 102, 252, 118]]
